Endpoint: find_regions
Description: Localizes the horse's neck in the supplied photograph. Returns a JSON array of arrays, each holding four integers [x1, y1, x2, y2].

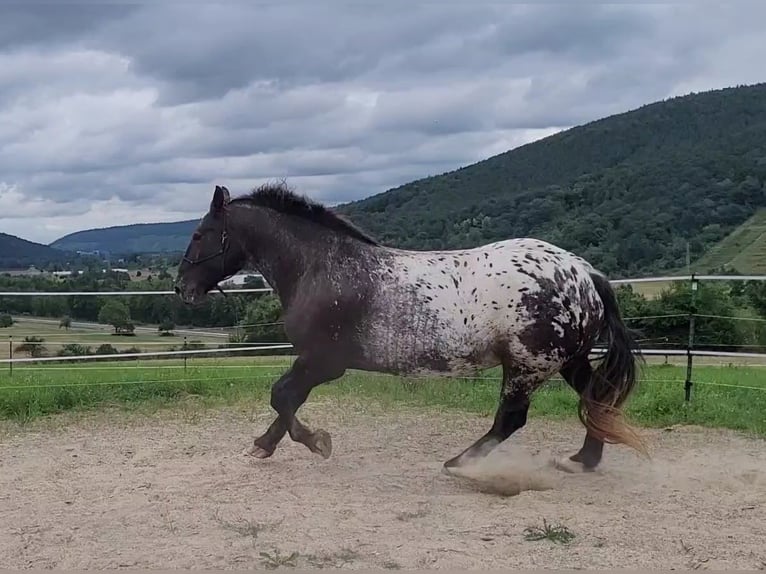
[[234, 208, 324, 306]]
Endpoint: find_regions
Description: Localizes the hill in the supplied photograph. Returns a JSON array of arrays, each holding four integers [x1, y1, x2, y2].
[[50, 82, 766, 277], [51, 220, 198, 254], [689, 208, 766, 275], [339, 83, 766, 278], [0, 232, 70, 269]]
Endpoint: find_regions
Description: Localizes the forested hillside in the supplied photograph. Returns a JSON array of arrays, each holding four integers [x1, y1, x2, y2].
[[340, 83, 766, 277], [0, 233, 69, 269], [46, 82, 766, 278], [51, 220, 198, 254]]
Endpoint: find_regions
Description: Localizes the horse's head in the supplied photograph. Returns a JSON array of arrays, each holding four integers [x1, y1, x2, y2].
[[174, 185, 244, 305]]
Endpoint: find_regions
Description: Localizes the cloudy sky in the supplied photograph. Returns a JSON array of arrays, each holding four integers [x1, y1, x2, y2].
[[1, 2, 765, 244]]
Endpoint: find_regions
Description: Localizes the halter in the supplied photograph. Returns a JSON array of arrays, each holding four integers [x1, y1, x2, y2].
[[182, 209, 230, 296]]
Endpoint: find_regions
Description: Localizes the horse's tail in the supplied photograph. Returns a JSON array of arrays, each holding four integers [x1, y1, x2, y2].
[[578, 271, 648, 456]]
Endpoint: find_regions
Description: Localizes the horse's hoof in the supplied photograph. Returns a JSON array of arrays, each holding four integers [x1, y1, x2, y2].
[[442, 455, 469, 476], [552, 456, 592, 474], [244, 444, 274, 459], [311, 429, 332, 459]]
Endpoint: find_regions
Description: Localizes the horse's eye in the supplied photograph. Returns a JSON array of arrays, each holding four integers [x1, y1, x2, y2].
[[192, 232, 202, 241]]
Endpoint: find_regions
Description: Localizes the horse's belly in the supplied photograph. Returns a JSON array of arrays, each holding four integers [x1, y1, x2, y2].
[[359, 301, 501, 377]]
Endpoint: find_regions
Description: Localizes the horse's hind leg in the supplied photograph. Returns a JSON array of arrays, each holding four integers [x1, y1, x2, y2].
[[554, 356, 604, 473], [246, 354, 344, 459], [442, 363, 540, 473]]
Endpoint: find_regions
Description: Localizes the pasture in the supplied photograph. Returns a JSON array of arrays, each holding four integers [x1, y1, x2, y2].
[[0, 315, 228, 359], [1, 353, 765, 569], [622, 279, 675, 300]]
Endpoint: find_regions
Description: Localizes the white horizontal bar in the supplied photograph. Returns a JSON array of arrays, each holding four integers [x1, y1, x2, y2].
[[591, 347, 766, 360], [693, 275, 766, 281], [610, 276, 691, 284], [2, 275, 765, 298], [0, 343, 294, 364], [0, 288, 273, 296], [3, 345, 765, 366], [612, 275, 766, 284]]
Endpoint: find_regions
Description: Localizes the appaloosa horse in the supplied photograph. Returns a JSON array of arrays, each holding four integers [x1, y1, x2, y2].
[[175, 182, 647, 474]]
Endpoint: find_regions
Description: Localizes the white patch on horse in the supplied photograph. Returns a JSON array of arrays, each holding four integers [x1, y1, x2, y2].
[[359, 238, 603, 380]]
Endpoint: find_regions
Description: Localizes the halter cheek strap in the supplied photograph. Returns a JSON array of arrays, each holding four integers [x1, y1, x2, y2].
[[182, 210, 230, 296]]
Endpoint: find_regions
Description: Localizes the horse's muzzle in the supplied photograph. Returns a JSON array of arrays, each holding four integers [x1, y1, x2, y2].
[[174, 280, 207, 306]]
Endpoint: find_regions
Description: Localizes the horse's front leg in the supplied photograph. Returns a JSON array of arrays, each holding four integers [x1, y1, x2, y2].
[[245, 354, 344, 459]]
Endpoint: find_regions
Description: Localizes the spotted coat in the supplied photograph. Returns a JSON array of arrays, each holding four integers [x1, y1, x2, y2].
[[346, 238, 605, 389]]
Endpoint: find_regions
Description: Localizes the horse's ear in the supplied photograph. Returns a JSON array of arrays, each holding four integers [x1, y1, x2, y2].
[[210, 185, 230, 215]]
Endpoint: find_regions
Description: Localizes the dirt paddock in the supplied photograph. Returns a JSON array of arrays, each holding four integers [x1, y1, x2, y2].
[[1, 401, 765, 570]]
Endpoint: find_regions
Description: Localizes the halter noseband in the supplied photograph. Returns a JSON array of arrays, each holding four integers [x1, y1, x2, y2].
[[182, 208, 230, 296]]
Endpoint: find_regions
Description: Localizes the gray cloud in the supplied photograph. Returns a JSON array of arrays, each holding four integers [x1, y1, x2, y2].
[[0, 1, 765, 243], [0, 3, 136, 51]]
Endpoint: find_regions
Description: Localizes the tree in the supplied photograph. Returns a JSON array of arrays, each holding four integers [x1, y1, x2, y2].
[[0, 314, 12, 328], [59, 315, 72, 330], [241, 295, 286, 343], [745, 280, 766, 317], [622, 281, 743, 351], [158, 319, 175, 336], [98, 300, 135, 335]]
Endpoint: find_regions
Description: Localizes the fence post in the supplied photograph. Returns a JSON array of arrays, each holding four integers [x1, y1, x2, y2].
[[684, 274, 697, 402], [8, 335, 12, 377], [183, 336, 187, 374]]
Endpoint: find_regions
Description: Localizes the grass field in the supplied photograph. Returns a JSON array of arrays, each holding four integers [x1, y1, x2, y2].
[[624, 280, 677, 300], [0, 315, 230, 359], [1, 355, 764, 436]]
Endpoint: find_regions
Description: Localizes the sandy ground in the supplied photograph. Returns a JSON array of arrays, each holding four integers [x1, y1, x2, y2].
[[1, 400, 765, 570]]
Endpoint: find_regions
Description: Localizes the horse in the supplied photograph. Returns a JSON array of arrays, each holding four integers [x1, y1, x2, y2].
[[174, 182, 648, 474]]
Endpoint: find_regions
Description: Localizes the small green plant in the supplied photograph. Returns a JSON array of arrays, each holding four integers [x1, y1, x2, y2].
[[260, 549, 299, 569], [523, 519, 575, 544]]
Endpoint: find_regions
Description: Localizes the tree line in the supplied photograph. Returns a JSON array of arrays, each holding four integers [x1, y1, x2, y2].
[[0, 270, 286, 345]]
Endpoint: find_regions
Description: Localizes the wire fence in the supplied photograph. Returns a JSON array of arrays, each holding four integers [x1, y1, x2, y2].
[[1, 273, 766, 402]]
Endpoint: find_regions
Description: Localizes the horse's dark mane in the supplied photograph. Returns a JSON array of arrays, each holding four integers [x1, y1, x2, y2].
[[232, 181, 379, 245]]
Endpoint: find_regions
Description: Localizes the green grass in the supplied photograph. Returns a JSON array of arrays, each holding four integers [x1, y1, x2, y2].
[[523, 520, 576, 544], [0, 356, 764, 436], [691, 208, 766, 274]]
